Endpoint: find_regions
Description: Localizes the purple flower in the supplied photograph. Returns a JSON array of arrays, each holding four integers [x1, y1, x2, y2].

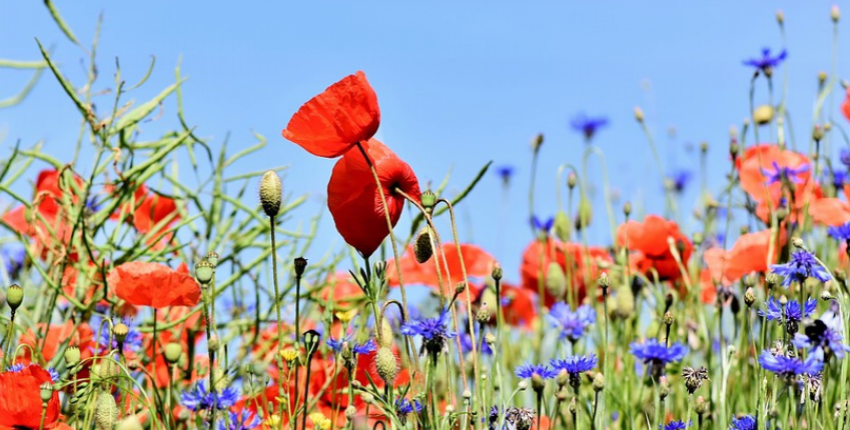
[[630, 339, 688, 376], [550, 354, 597, 375], [793, 319, 850, 360], [660, 420, 690, 430], [6, 364, 24, 373], [395, 398, 422, 424], [570, 113, 609, 140], [495, 165, 515, 183], [743, 48, 788, 72], [730, 415, 756, 430], [531, 215, 554, 233], [829, 222, 850, 241], [326, 332, 376, 356], [548, 303, 595, 341], [401, 308, 457, 355], [181, 380, 239, 411], [827, 168, 848, 189], [759, 351, 822, 377], [219, 410, 261, 430], [667, 170, 692, 193], [769, 250, 830, 287], [761, 161, 809, 185], [0, 245, 25, 280], [515, 363, 558, 380], [758, 297, 817, 323]]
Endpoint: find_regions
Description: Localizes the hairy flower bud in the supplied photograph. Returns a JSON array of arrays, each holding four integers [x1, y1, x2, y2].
[[95, 391, 119, 430], [260, 171, 282, 218], [294, 257, 308, 277], [554, 210, 571, 242], [375, 347, 398, 385], [592, 373, 605, 392], [378, 318, 394, 349]]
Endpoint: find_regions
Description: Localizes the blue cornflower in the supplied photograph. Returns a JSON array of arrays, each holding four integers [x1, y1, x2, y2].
[[758, 297, 817, 323], [570, 113, 609, 140], [841, 148, 850, 167], [742, 48, 788, 73], [829, 222, 850, 241], [6, 364, 24, 373], [85, 197, 102, 213], [828, 168, 848, 189], [548, 303, 595, 341], [761, 161, 809, 185], [667, 170, 692, 194], [515, 363, 558, 380], [793, 319, 850, 360], [550, 354, 598, 389], [400, 308, 456, 355], [495, 165, 515, 184], [769, 250, 830, 287], [759, 351, 822, 377], [180, 380, 239, 411], [48, 367, 59, 382], [730, 415, 757, 430], [326, 335, 376, 356], [0, 245, 25, 280], [531, 215, 554, 233], [630, 339, 688, 376], [660, 420, 690, 430], [395, 398, 422, 424], [459, 327, 492, 356], [219, 410, 260, 430]]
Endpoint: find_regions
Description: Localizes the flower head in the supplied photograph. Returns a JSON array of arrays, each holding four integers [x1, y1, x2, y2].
[[660, 420, 690, 430], [769, 250, 830, 287], [730, 415, 757, 430], [630, 338, 688, 376], [326, 335, 376, 356], [400, 308, 456, 355], [761, 161, 809, 185], [548, 303, 595, 341], [550, 354, 598, 375], [793, 319, 850, 360], [0, 364, 61, 429], [570, 113, 609, 140], [758, 297, 817, 324], [667, 170, 692, 194], [742, 48, 788, 73], [841, 148, 850, 168], [0, 245, 25, 280], [829, 222, 850, 241], [180, 380, 239, 411], [282, 71, 380, 158], [759, 350, 822, 377], [515, 363, 558, 380], [395, 398, 422, 424], [532, 215, 554, 233], [495, 165, 515, 184], [95, 317, 143, 352], [110, 261, 201, 308], [219, 409, 261, 430]]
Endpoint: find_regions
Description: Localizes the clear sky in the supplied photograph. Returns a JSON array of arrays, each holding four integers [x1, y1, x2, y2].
[[1, 2, 847, 284]]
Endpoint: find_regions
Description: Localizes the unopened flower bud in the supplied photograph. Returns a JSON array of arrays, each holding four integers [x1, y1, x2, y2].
[[531, 133, 544, 152], [455, 282, 467, 296], [699, 141, 708, 153], [779, 295, 788, 305], [484, 333, 496, 348], [375, 347, 398, 385], [345, 406, 357, 420], [695, 396, 708, 415], [623, 202, 632, 217], [259, 171, 283, 218], [476, 303, 490, 324], [492, 263, 503, 281], [598, 272, 610, 291], [361, 393, 374, 404], [592, 373, 605, 392], [463, 389, 472, 400], [832, 5, 841, 22], [113, 323, 129, 343], [6, 284, 23, 310], [554, 210, 571, 242], [634, 106, 644, 123], [446, 405, 455, 413], [293, 257, 307, 277], [531, 374, 545, 392], [208, 335, 220, 352], [766, 273, 780, 287], [421, 190, 437, 209], [195, 261, 213, 285], [378, 318, 393, 349], [569, 397, 577, 414], [545, 262, 567, 299], [414, 229, 433, 264], [776, 10, 785, 24], [665, 293, 674, 311], [95, 391, 118, 430], [663, 311, 674, 326], [659, 377, 670, 399], [556, 369, 569, 388], [745, 288, 756, 307], [792, 237, 805, 249], [518, 380, 528, 391], [116, 416, 144, 430], [813, 125, 825, 142], [567, 173, 577, 189], [164, 342, 183, 364], [822, 290, 833, 301]]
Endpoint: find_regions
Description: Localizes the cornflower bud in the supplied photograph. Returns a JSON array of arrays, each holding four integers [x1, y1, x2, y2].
[[592, 373, 605, 392], [634, 106, 644, 123], [744, 288, 756, 307]]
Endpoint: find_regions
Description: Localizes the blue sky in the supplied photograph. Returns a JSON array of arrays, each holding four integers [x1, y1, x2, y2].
[[1, 2, 847, 283]]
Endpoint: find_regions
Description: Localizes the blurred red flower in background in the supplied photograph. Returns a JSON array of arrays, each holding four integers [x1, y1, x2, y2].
[[1, 169, 81, 250], [19, 320, 95, 364], [283, 71, 380, 158], [387, 243, 496, 298], [110, 261, 200, 308], [703, 228, 786, 287], [618, 215, 691, 282], [327, 139, 421, 257], [521, 238, 612, 305]]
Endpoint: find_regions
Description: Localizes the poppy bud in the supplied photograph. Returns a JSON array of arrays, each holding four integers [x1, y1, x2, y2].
[[545, 262, 567, 299], [65, 346, 81, 366], [40, 382, 53, 403], [623, 202, 632, 218], [567, 173, 577, 189], [813, 125, 825, 142], [776, 9, 784, 24], [206, 251, 219, 268], [420, 190, 437, 210], [194, 261, 213, 285], [575, 198, 592, 231], [95, 391, 119, 430], [113, 322, 129, 344], [375, 347, 398, 385], [414, 229, 433, 263], [531, 133, 544, 152], [6, 284, 23, 310], [378, 317, 393, 349], [554, 210, 571, 242], [634, 106, 644, 123], [753, 105, 774, 125], [164, 342, 183, 364], [294, 257, 308, 277], [593, 373, 605, 392], [492, 263, 503, 281], [745, 288, 756, 307], [260, 170, 282, 218], [116, 416, 144, 430], [832, 5, 841, 22]]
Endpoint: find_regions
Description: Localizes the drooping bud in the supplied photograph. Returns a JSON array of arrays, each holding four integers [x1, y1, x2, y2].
[[575, 198, 592, 231], [164, 342, 183, 364], [95, 391, 119, 430], [6, 284, 23, 310], [545, 262, 567, 299], [634, 106, 644, 123], [294, 257, 308, 277], [753, 105, 774, 125], [194, 261, 213, 285], [375, 347, 398, 385], [259, 171, 283, 218], [518, 380, 528, 391], [414, 229, 433, 263]]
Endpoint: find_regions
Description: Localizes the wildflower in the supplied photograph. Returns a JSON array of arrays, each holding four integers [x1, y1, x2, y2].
[[521, 238, 612, 306], [630, 338, 688, 376], [219, 409, 261, 430], [793, 319, 850, 360], [759, 296, 817, 333], [550, 354, 597, 390], [1, 169, 80, 248], [660, 420, 690, 430], [282, 71, 380, 158], [702, 228, 787, 286], [769, 250, 830, 287], [395, 398, 422, 425], [617, 215, 693, 282], [0, 364, 60, 428], [95, 317, 143, 351], [548, 303, 595, 341], [742, 48, 788, 73], [570, 113, 609, 140], [758, 350, 823, 377], [326, 336, 376, 356], [109, 261, 201, 308], [842, 148, 850, 168], [495, 165, 515, 184], [667, 170, 692, 193], [501, 407, 536, 430], [327, 138, 421, 257], [387, 243, 496, 299], [0, 245, 25, 280], [828, 221, 850, 241], [460, 327, 493, 356], [532, 215, 554, 233], [124, 184, 181, 238], [736, 144, 815, 223], [279, 348, 299, 363], [19, 320, 95, 363], [681, 366, 709, 393], [180, 380, 239, 411], [515, 363, 558, 380], [828, 168, 848, 189], [730, 415, 757, 430], [400, 308, 457, 356], [762, 161, 809, 185]]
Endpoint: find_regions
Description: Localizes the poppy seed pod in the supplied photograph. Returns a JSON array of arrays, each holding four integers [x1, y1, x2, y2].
[[375, 347, 398, 385], [112, 322, 129, 344], [95, 391, 118, 430], [294, 257, 308, 277], [164, 342, 183, 364], [6, 283, 23, 310], [194, 261, 213, 285], [65, 346, 81, 366], [753, 104, 774, 125], [259, 170, 282, 218], [206, 251, 219, 268], [420, 190, 437, 210], [414, 229, 433, 263]]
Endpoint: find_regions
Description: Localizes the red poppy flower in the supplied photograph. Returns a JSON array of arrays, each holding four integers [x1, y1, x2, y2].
[[110, 261, 201, 308], [617, 215, 691, 282], [703, 228, 786, 287], [736, 144, 820, 222], [1, 169, 81, 251], [19, 320, 95, 364], [327, 139, 421, 258], [809, 197, 850, 226], [282, 71, 380, 158], [520, 238, 612, 306], [470, 282, 537, 329], [843, 86, 850, 124], [0, 364, 61, 429], [316, 272, 365, 309], [386, 243, 496, 297]]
